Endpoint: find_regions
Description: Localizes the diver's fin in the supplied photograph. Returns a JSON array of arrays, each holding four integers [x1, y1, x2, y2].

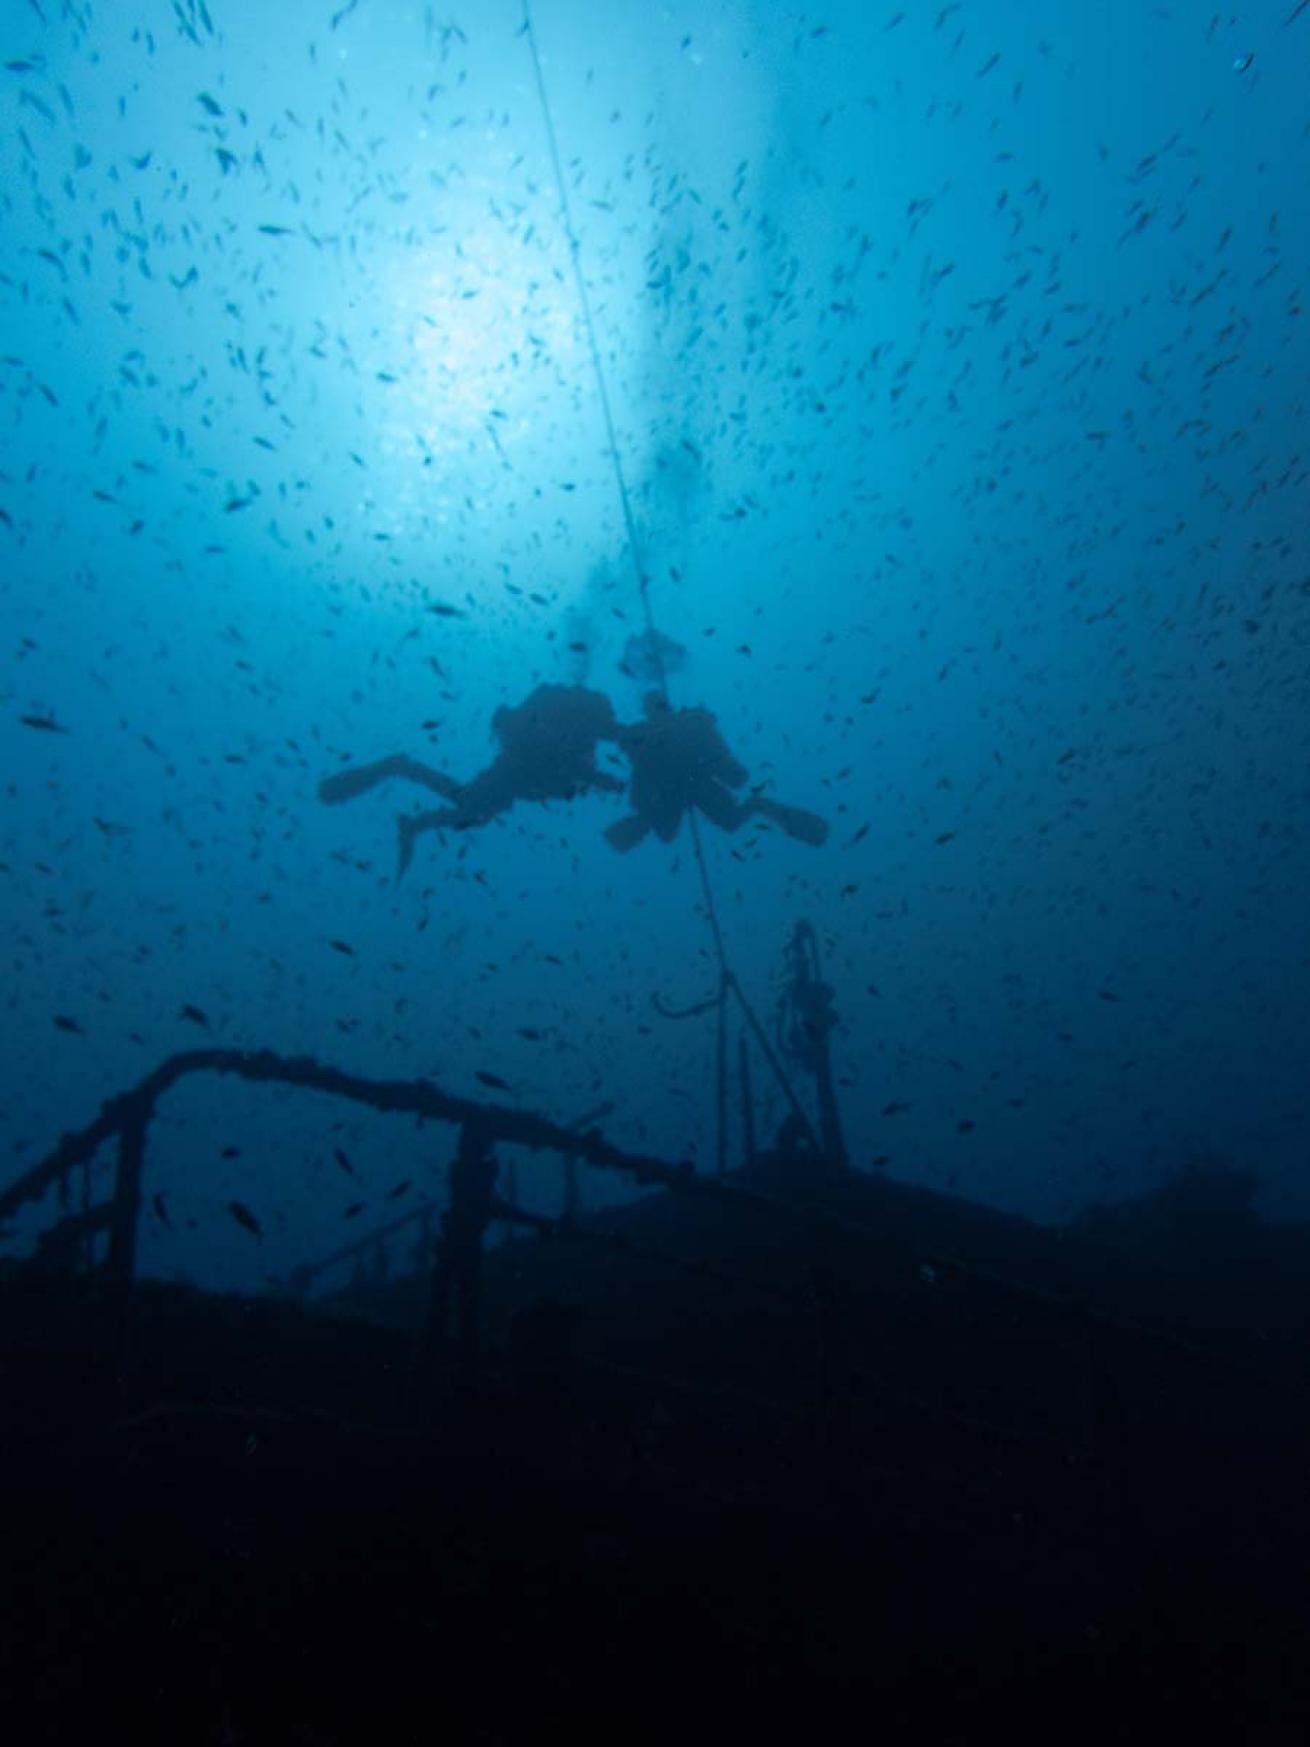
[[604, 815, 650, 853]]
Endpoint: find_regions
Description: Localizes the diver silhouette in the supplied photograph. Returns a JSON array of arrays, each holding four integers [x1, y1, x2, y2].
[[604, 691, 829, 853], [318, 684, 626, 879]]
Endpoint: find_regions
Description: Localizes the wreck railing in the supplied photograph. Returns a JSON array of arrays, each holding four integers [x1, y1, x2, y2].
[[0, 1049, 698, 1392], [1, 1048, 1238, 1443], [0, 1048, 687, 1235]]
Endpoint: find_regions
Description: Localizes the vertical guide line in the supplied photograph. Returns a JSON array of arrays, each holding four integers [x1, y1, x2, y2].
[[520, 0, 664, 682], [519, 5, 817, 1152]]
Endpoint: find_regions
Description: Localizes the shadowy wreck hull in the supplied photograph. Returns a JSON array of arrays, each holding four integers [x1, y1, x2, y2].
[[4, 1145, 1310, 1745]]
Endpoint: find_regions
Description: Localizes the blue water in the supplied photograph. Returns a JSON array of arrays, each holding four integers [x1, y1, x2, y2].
[[3, 0, 1307, 1297]]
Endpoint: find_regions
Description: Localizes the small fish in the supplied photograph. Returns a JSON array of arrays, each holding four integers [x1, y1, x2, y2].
[[882, 1100, 911, 1116], [179, 1003, 209, 1027], [329, 938, 355, 956], [387, 1180, 411, 1199], [19, 88, 55, 123], [257, 224, 293, 236], [343, 1201, 365, 1219], [173, 0, 201, 45], [152, 1192, 172, 1230], [956, 1120, 976, 1134], [228, 1200, 262, 1236], [20, 712, 67, 732], [333, 1148, 355, 1177], [475, 1070, 510, 1091], [220, 1145, 241, 1158], [53, 1014, 84, 1035], [196, 91, 223, 116]]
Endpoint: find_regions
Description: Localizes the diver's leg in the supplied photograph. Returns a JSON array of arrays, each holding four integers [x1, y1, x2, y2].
[[392, 756, 465, 801], [445, 763, 517, 827], [694, 784, 829, 845], [319, 754, 463, 806], [748, 796, 830, 846], [694, 784, 755, 834], [320, 755, 409, 804], [396, 806, 463, 880]]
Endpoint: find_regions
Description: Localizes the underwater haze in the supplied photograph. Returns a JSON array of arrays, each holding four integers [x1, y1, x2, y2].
[[2, 0, 1308, 1297]]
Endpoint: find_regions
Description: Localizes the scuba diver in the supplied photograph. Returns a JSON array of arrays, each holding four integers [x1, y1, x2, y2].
[[318, 684, 627, 879], [604, 691, 829, 853]]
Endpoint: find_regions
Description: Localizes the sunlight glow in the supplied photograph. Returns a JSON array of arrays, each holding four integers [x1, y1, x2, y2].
[[386, 222, 583, 465]]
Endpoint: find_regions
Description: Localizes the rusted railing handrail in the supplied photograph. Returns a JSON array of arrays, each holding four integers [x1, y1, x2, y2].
[[0, 1048, 690, 1226], [1, 1049, 1258, 1380]]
